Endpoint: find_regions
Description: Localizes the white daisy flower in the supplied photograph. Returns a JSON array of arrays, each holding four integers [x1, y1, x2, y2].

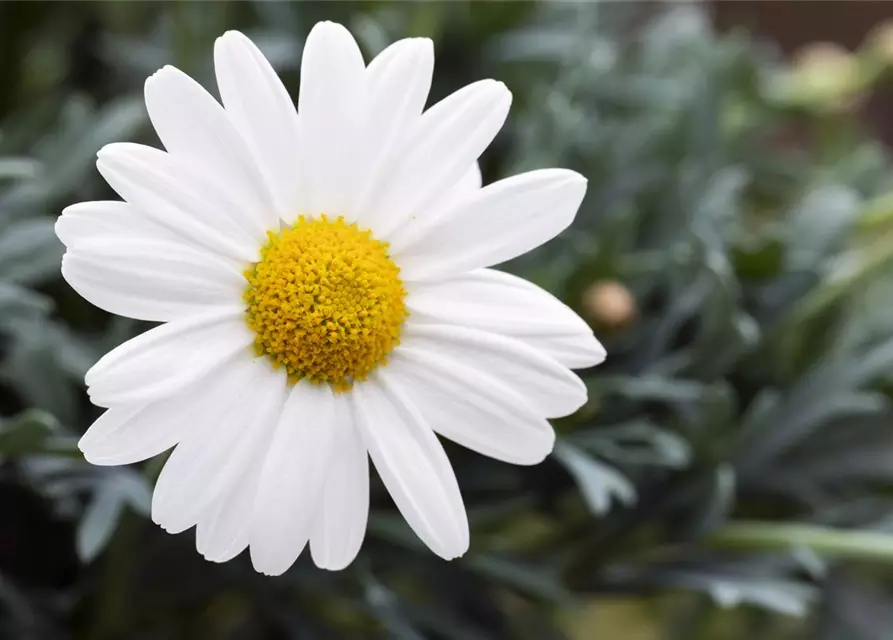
[[56, 22, 606, 575]]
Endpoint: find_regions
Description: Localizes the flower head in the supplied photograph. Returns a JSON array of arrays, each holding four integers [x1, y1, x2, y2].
[[57, 22, 605, 575]]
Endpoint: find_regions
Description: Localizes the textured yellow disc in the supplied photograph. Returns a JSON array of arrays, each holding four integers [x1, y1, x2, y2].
[[243, 215, 407, 391]]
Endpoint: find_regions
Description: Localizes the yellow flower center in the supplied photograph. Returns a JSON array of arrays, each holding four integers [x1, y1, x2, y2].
[[243, 215, 407, 391]]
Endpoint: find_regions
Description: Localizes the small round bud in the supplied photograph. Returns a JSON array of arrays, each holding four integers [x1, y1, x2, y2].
[[582, 280, 636, 329], [771, 42, 864, 112], [868, 20, 893, 66]]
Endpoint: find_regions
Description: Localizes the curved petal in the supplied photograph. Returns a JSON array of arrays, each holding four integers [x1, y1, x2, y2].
[[78, 352, 258, 466], [387, 350, 554, 465], [55, 201, 184, 251], [144, 65, 277, 235], [369, 80, 511, 239], [355, 373, 468, 560], [394, 169, 587, 281], [453, 162, 482, 197], [85, 309, 252, 407], [298, 21, 367, 220], [214, 31, 302, 219], [354, 37, 434, 229], [250, 382, 340, 576], [151, 357, 286, 534], [96, 143, 262, 262], [401, 323, 587, 418], [309, 398, 368, 571], [78, 405, 179, 467], [61, 239, 244, 323], [406, 269, 606, 369], [196, 458, 260, 563]]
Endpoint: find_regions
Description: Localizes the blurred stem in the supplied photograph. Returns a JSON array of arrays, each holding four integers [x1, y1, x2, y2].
[[786, 229, 893, 326], [88, 512, 137, 640], [710, 520, 893, 563]]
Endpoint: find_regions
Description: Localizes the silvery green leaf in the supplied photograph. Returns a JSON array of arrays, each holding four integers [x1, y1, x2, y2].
[[4, 97, 146, 209], [572, 420, 691, 469], [554, 441, 636, 515], [0, 157, 41, 180], [0, 320, 79, 423], [641, 6, 711, 67], [0, 282, 53, 321], [0, 218, 63, 284], [787, 185, 860, 272], [76, 483, 125, 563], [0, 409, 76, 458], [111, 470, 153, 516], [707, 577, 816, 617]]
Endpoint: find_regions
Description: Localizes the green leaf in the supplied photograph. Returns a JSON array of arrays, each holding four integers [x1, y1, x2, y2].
[[0, 410, 77, 457], [77, 484, 126, 563], [553, 441, 636, 515], [0, 218, 63, 285], [710, 521, 893, 564]]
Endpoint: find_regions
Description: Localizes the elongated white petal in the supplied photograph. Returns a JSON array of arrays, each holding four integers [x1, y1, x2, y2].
[[407, 269, 606, 369], [387, 350, 554, 465], [395, 169, 587, 280], [401, 323, 587, 418], [355, 373, 468, 560], [55, 201, 183, 251], [355, 38, 433, 229], [78, 405, 178, 466], [298, 21, 366, 219], [85, 309, 252, 407], [152, 357, 286, 534], [196, 459, 261, 563], [144, 65, 277, 235], [309, 400, 369, 571], [96, 143, 261, 262], [79, 351, 258, 466], [371, 80, 511, 239], [250, 383, 340, 576], [214, 31, 302, 219], [453, 163, 482, 196], [61, 239, 244, 323]]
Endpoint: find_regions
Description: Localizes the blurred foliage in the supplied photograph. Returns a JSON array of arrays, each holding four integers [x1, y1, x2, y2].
[[4, 1, 893, 639]]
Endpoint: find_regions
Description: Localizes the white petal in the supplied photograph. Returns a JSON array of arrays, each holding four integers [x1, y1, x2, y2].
[[309, 401, 369, 571], [214, 31, 302, 219], [401, 323, 587, 418], [355, 372, 468, 560], [85, 309, 252, 407], [196, 459, 260, 563], [354, 37, 433, 229], [394, 169, 587, 281], [144, 66, 277, 235], [298, 21, 366, 219], [96, 143, 261, 262], [151, 357, 286, 534], [78, 405, 178, 467], [55, 201, 181, 250], [250, 382, 340, 576], [78, 352, 257, 466], [407, 269, 606, 369], [370, 80, 511, 239], [387, 350, 554, 465], [453, 162, 482, 196], [61, 239, 244, 323]]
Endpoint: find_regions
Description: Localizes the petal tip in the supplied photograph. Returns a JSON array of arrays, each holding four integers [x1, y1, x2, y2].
[[307, 20, 353, 43]]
